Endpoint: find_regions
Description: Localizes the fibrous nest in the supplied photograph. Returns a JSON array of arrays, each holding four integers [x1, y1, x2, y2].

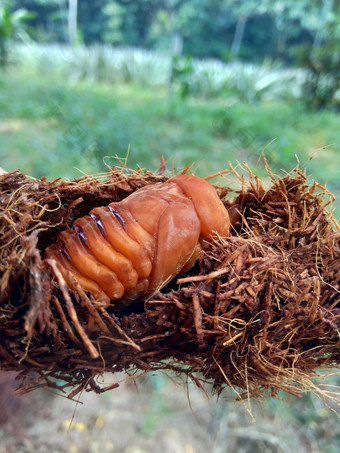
[[0, 162, 339, 403]]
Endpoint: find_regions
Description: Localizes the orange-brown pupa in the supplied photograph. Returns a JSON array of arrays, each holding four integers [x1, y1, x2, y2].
[[45, 175, 231, 307]]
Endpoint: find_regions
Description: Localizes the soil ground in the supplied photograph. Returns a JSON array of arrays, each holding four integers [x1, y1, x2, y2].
[[0, 371, 338, 453]]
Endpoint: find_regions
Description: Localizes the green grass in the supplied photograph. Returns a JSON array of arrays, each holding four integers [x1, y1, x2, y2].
[[0, 65, 339, 211]]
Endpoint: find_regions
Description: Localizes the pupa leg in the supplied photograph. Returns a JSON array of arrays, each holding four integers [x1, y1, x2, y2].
[[170, 175, 230, 238], [147, 200, 201, 297]]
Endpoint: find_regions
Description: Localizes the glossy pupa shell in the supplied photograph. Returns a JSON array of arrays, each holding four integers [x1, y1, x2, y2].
[[45, 175, 231, 307]]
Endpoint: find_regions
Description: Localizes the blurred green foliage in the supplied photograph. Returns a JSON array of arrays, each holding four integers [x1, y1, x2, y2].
[[9, 1, 339, 62], [295, 40, 340, 111], [8, 1, 340, 109], [0, 3, 32, 68], [0, 57, 339, 213], [171, 55, 195, 99]]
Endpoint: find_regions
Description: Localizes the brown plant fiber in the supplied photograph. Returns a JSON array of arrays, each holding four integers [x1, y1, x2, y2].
[[0, 163, 339, 401]]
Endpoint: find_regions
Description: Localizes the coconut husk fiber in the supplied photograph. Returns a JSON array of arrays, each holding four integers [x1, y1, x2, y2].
[[0, 161, 339, 402]]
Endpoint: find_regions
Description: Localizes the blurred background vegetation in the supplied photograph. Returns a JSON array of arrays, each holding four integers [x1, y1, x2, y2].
[[0, 1, 340, 452], [0, 1, 339, 203]]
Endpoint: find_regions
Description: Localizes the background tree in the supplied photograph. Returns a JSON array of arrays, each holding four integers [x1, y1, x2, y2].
[[0, 3, 32, 69], [68, 0, 78, 46]]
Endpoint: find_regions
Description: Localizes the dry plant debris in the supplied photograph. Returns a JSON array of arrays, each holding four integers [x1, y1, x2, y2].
[[0, 163, 339, 403]]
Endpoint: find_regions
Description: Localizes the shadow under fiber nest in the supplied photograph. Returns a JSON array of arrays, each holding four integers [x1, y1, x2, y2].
[[0, 163, 339, 402]]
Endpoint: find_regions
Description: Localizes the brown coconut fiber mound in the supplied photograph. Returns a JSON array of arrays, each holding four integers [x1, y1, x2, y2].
[[0, 162, 339, 403]]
